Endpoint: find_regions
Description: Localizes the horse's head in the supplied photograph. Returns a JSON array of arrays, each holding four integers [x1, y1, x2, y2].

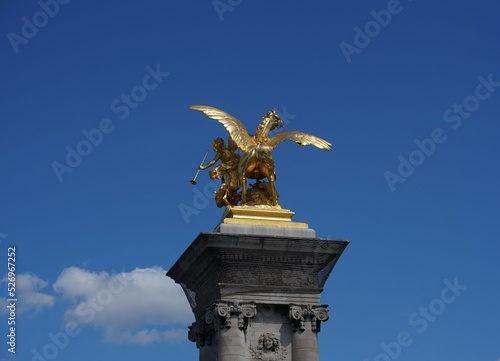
[[255, 110, 284, 142], [262, 110, 283, 131]]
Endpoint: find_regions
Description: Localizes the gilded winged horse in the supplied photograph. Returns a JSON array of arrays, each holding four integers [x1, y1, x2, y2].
[[190, 105, 332, 206]]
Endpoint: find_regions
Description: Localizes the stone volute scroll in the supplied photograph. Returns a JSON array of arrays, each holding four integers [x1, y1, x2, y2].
[[215, 301, 257, 330], [187, 301, 257, 349], [289, 304, 330, 333]]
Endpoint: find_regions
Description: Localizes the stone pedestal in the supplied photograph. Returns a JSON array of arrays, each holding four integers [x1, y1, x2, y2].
[[167, 230, 348, 361]]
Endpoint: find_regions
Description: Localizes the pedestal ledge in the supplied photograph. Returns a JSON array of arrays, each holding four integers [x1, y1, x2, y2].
[[217, 205, 309, 229]]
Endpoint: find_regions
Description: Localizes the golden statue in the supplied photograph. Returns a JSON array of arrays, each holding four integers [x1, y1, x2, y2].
[[190, 105, 332, 208], [198, 137, 241, 207]]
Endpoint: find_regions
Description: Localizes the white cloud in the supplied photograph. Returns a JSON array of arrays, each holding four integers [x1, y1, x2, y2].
[[0, 272, 55, 315], [110, 328, 187, 344], [53, 266, 193, 343], [53, 266, 110, 300]]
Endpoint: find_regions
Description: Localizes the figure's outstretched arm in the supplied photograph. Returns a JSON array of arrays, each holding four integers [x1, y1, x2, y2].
[[199, 153, 220, 170]]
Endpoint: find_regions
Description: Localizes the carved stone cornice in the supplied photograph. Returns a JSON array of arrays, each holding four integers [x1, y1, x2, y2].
[[167, 233, 349, 319], [289, 304, 329, 333]]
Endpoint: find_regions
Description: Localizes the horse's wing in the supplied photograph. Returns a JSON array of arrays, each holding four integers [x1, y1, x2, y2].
[[267, 131, 332, 150], [189, 105, 255, 151]]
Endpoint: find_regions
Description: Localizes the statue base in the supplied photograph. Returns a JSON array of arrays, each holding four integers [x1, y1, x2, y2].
[[167, 232, 349, 361], [217, 205, 309, 228], [215, 205, 315, 238]]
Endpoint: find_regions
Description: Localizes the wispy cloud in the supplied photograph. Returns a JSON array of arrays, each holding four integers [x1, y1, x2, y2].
[[53, 266, 193, 343], [111, 328, 187, 344], [0, 272, 55, 315]]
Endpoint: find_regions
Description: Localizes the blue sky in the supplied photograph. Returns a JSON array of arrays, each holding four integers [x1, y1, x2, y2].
[[1, 0, 499, 360]]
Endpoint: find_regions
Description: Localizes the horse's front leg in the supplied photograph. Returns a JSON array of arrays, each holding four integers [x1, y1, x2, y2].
[[267, 174, 278, 206], [240, 174, 247, 205]]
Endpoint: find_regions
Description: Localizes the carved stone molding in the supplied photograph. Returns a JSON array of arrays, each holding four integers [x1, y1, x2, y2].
[[289, 304, 329, 332]]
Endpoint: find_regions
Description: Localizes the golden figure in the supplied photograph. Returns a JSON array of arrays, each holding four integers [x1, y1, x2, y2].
[[190, 105, 332, 207], [198, 137, 241, 207]]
